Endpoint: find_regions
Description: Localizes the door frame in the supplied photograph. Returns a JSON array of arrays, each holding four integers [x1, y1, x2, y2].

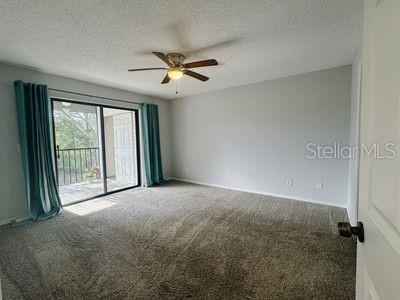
[[50, 97, 141, 206]]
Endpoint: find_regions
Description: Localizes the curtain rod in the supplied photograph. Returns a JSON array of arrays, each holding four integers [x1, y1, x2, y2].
[[48, 88, 142, 106]]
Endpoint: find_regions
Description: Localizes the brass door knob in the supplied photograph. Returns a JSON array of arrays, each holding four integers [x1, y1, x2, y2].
[[338, 221, 364, 242]]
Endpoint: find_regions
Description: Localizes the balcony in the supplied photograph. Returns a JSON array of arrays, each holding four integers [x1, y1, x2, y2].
[[57, 147, 131, 205], [58, 147, 101, 186]]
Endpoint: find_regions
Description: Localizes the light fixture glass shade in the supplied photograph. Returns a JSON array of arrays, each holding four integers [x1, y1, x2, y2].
[[168, 67, 184, 80]]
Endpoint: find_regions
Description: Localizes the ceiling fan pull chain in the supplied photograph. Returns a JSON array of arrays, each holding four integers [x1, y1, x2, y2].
[[175, 80, 178, 94]]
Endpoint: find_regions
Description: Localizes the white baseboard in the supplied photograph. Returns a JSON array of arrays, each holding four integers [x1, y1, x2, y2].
[[0, 215, 29, 226], [170, 177, 347, 209]]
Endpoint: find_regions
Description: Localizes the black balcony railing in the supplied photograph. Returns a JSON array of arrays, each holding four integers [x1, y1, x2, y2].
[[57, 147, 100, 186]]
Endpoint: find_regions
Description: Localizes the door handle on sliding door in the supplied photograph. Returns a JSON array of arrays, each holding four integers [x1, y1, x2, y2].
[[56, 145, 60, 159]]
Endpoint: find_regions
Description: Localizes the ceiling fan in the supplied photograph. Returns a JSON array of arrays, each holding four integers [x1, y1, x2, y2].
[[128, 52, 218, 84]]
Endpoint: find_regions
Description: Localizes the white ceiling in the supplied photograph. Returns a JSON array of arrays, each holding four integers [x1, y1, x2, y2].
[[0, 0, 363, 99]]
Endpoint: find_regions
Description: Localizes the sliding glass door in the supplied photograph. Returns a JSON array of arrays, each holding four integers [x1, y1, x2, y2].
[[52, 99, 140, 205]]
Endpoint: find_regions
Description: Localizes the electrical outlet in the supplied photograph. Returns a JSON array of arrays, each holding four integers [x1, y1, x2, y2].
[[286, 178, 292, 186], [316, 182, 323, 190]]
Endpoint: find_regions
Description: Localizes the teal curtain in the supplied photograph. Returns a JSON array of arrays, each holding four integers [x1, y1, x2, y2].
[[141, 103, 165, 186], [14, 80, 62, 221]]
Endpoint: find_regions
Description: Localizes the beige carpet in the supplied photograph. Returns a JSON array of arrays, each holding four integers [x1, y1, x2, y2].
[[0, 180, 356, 299]]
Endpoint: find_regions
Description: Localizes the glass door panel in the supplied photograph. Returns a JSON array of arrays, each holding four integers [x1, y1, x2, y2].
[[103, 108, 139, 192], [53, 101, 104, 205]]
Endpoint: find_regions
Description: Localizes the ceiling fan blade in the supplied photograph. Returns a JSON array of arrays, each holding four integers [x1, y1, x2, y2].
[[183, 59, 218, 69], [161, 74, 170, 84], [152, 52, 174, 66], [184, 70, 209, 82], [128, 67, 167, 71]]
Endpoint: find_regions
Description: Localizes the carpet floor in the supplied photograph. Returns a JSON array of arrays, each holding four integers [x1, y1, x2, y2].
[[0, 181, 356, 299]]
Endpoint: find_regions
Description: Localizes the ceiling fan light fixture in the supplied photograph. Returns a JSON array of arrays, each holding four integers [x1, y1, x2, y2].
[[128, 52, 218, 84], [167, 67, 184, 80]]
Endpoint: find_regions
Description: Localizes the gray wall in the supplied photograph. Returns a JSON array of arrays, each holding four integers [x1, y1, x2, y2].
[[0, 62, 172, 223], [171, 66, 352, 207]]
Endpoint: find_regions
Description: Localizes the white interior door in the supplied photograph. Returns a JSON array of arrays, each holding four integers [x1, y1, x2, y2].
[[356, 0, 400, 299], [114, 113, 135, 184]]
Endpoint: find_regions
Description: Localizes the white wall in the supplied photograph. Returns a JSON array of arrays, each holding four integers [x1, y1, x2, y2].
[[104, 116, 116, 177], [347, 48, 362, 225], [0, 62, 172, 224], [171, 66, 352, 207]]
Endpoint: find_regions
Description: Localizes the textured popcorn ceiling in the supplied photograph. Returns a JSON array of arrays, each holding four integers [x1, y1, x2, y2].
[[0, 0, 362, 99]]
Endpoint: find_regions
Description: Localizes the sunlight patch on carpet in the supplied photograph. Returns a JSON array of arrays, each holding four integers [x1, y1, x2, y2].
[[64, 199, 117, 216]]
